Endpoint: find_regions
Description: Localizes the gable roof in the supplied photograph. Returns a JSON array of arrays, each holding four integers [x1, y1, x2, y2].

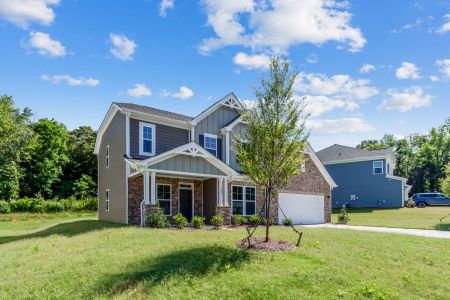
[[114, 102, 193, 122], [190, 92, 244, 125], [317, 144, 394, 164], [305, 143, 337, 188]]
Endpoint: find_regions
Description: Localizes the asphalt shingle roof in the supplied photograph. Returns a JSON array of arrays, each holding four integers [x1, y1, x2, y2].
[[114, 102, 193, 122], [316, 144, 394, 163]]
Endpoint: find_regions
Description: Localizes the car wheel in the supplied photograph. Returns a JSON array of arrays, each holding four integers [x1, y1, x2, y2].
[[417, 202, 426, 208]]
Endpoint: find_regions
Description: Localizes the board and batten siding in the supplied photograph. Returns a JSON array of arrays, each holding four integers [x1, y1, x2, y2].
[[129, 118, 189, 160], [325, 159, 403, 208], [229, 122, 248, 171], [98, 111, 127, 223], [151, 154, 226, 176]]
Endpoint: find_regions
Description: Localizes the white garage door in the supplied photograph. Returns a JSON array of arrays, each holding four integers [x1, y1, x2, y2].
[[278, 193, 324, 225]]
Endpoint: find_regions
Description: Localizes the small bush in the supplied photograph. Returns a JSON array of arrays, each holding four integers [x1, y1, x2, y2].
[[43, 201, 65, 213], [232, 215, 247, 226], [249, 215, 261, 226], [211, 214, 224, 229], [173, 213, 188, 229], [283, 218, 293, 226], [337, 204, 350, 224], [146, 205, 170, 228], [261, 217, 275, 226], [405, 198, 415, 208], [0, 200, 11, 214], [192, 215, 205, 229]]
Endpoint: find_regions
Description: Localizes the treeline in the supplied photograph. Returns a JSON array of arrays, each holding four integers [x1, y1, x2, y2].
[[0, 95, 97, 206], [356, 119, 450, 195]]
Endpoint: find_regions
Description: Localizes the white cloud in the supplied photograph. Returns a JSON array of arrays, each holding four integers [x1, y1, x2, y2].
[[199, 0, 366, 54], [306, 54, 318, 64], [126, 84, 151, 97], [242, 99, 256, 109], [25, 31, 66, 58], [306, 117, 375, 135], [395, 62, 421, 80], [302, 95, 356, 117], [233, 52, 270, 70], [360, 63, 375, 74], [436, 59, 450, 78], [430, 75, 439, 82], [378, 86, 432, 112], [41, 74, 99, 87], [0, 0, 59, 28], [436, 14, 450, 33], [159, 0, 174, 17], [109, 33, 137, 61], [294, 72, 378, 101], [161, 86, 194, 99]]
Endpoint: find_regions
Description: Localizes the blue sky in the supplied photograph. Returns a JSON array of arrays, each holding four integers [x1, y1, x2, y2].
[[1, 0, 449, 150]]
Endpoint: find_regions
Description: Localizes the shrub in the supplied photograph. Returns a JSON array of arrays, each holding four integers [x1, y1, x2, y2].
[[73, 175, 96, 199], [192, 215, 205, 229], [282, 218, 293, 226], [211, 214, 224, 229], [248, 215, 261, 226], [261, 217, 275, 226], [9, 197, 45, 213], [146, 205, 170, 228], [43, 201, 65, 213], [337, 204, 350, 224], [0, 200, 11, 214], [405, 198, 415, 208], [232, 214, 247, 226], [173, 213, 188, 229]]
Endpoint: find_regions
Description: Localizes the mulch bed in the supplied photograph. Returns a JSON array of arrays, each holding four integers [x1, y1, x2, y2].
[[236, 237, 296, 252]]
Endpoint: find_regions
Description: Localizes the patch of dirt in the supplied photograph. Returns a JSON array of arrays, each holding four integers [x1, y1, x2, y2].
[[236, 237, 296, 252]]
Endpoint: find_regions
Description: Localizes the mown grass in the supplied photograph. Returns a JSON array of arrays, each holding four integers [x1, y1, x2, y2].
[[332, 207, 450, 231], [0, 213, 449, 299]]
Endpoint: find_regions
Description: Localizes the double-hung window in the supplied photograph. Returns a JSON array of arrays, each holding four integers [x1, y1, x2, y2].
[[105, 189, 110, 211], [232, 186, 256, 216], [373, 161, 383, 175], [204, 133, 217, 156], [139, 122, 155, 156], [106, 145, 110, 168], [157, 184, 171, 216]]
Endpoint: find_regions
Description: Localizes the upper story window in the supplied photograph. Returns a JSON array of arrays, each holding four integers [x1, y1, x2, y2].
[[373, 161, 383, 175], [204, 133, 217, 156], [139, 122, 156, 156], [106, 145, 110, 168]]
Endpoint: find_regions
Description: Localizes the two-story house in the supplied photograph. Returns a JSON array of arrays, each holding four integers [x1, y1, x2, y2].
[[317, 144, 410, 208], [94, 93, 336, 226]]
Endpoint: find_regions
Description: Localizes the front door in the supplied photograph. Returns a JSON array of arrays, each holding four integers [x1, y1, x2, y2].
[[179, 187, 193, 221]]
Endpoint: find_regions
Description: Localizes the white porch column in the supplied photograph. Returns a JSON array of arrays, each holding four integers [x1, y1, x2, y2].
[[223, 177, 229, 206], [143, 171, 150, 204], [150, 171, 156, 205], [218, 177, 223, 206], [225, 131, 230, 165]]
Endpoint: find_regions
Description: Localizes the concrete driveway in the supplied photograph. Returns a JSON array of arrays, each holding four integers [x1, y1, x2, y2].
[[301, 224, 450, 239]]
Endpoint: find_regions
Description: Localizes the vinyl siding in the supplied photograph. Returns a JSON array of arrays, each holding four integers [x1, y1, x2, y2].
[[203, 178, 217, 222], [326, 159, 403, 208], [130, 118, 189, 160], [229, 122, 248, 171], [98, 111, 127, 223], [151, 154, 226, 176]]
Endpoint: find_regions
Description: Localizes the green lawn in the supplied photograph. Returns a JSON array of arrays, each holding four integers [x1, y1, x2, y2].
[[1, 213, 449, 299], [332, 207, 450, 231]]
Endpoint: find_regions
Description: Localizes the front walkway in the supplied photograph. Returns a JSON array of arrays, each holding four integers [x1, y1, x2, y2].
[[301, 224, 450, 239]]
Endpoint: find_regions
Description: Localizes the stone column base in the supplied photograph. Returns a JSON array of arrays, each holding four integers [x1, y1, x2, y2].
[[142, 204, 157, 227], [215, 206, 231, 226]]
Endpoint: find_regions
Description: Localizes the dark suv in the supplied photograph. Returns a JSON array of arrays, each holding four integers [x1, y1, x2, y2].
[[412, 193, 450, 208]]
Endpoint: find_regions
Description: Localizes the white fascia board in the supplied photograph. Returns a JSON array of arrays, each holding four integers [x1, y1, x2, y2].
[[322, 155, 389, 165], [125, 109, 190, 130], [220, 116, 243, 134], [94, 103, 121, 154], [306, 143, 338, 188], [191, 92, 244, 126], [386, 174, 407, 182]]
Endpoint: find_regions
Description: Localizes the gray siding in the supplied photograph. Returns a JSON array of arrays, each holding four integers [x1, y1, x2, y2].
[[98, 111, 127, 224], [130, 118, 189, 160], [151, 154, 226, 176], [203, 178, 217, 222], [326, 159, 403, 208], [229, 122, 248, 172], [195, 106, 240, 163]]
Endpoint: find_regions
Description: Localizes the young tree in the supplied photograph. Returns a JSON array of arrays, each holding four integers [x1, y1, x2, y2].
[[440, 162, 450, 196], [236, 57, 308, 242]]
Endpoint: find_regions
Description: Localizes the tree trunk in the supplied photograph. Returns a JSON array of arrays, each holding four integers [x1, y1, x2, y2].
[[265, 188, 271, 242]]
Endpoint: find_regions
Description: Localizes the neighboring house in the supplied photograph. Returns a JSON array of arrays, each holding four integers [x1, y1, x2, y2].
[[94, 93, 336, 226], [317, 144, 410, 208]]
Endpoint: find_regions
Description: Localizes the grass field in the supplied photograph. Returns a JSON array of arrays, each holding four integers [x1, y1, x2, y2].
[[332, 207, 450, 231], [1, 213, 449, 299]]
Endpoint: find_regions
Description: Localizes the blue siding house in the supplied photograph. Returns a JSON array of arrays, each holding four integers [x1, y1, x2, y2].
[[317, 145, 410, 208]]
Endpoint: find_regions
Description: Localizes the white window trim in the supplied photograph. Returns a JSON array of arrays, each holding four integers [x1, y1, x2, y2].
[[105, 189, 110, 211], [203, 133, 218, 156], [106, 145, 110, 168], [156, 183, 172, 216], [373, 160, 384, 175], [231, 185, 256, 216], [139, 121, 156, 156]]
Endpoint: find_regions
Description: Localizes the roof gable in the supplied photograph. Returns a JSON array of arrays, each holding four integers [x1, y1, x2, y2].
[[317, 144, 394, 164], [191, 92, 244, 125]]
